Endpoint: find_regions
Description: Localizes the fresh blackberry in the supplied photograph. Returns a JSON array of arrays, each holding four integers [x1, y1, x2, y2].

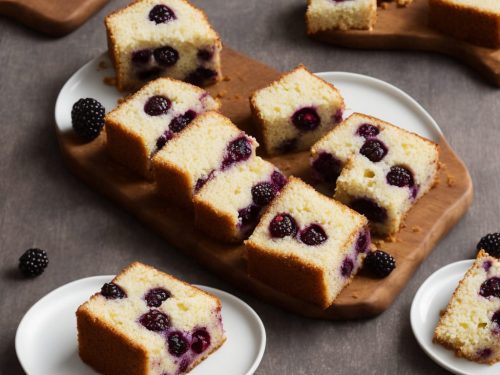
[[19, 248, 49, 277], [386, 166, 414, 188], [71, 98, 105, 141], [269, 213, 297, 238], [251, 182, 277, 206], [101, 282, 126, 299], [477, 233, 500, 258], [364, 250, 396, 278]]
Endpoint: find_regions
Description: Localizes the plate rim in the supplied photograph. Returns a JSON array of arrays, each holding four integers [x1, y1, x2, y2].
[[15, 275, 266, 375]]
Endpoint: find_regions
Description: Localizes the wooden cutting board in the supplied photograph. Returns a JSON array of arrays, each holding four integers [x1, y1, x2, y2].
[[310, 0, 500, 87], [0, 0, 109, 36], [57, 48, 473, 319]]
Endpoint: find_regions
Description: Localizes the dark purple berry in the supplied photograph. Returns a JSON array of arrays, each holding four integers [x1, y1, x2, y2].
[[197, 49, 213, 61], [132, 49, 152, 65], [101, 282, 126, 299], [168, 332, 189, 357], [144, 95, 171, 116], [299, 224, 328, 246], [356, 123, 379, 138], [186, 67, 217, 86], [269, 213, 297, 238], [156, 130, 174, 150], [191, 328, 211, 354], [144, 288, 171, 307], [19, 248, 49, 277], [355, 230, 370, 254], [350, 198, 387, 223], [312, 152, 342, 183], [387, 166, 414, 187], [71, 98, 105, 141], [292, 107, 320, 131], [341, 258, 354, 277], [492, 310, 500, 327], [136, 67, 163, 81], [179, 358, 190, 372], [477, 348, 492, 359], [479, 277, 500, 299], [483, 260, 493, 272], [149, 5, 176, 24], [360, 139, 388, 162], [334, 108, 343, 123], [153, 46, 179, 67], [251, 182, 277, 206], [277, 138, 297, 153], [271, 171, 287, 191], [194, 170, 215, 192], [238, 205, 261, 226], [139, 310, 170, 331], [169, 110, 196, 133], [222, 136, 252, 169], [364, 250, 396, 278], [477, 233, 500, 258]]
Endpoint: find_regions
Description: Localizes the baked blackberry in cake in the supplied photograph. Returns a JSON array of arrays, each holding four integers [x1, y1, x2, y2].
[[245, 177, 370, 308], [77, 262, 225, 375], [193, 156, 287, 243], [152, 111, 258, 208], [311, 113, 439, 236], [249, 65, 344, 156], [105, 0, 222, 91], [105, 78, 219, 178], [434, 250, 500, 364], [429, 0, 500, 48], [306, 0, 377, 34]]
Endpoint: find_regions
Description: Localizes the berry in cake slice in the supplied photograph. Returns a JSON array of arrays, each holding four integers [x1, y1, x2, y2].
[[433, 250, 500, 364], [306, 0, 377, 34], [77, 262, 225, 375], [105, 0, 222, 91], [311, 112, 439, 236], [245, 177, 370, 308], [152, 111, 258, 208], [193, 156, 287, 243], [105, 78, 219, 178], [249, 65, 345, 156]]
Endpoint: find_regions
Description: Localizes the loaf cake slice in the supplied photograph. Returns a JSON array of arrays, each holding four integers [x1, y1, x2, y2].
[[105, 0, 222, 91], [193, 156, 287, 243], [105, 78, 219, 178], [245, 177, 370, 308], [76, 262, 225, 375], [152, 111, 258, 207], [311, 113, 439, 236], [434, 250, 500, 364], [306, 0, 377, 34], [429, 0, 500, 49]]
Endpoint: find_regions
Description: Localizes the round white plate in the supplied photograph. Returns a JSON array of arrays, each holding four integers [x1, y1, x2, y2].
[[55, 53, 442, 143], [16, 276, 266, 375], [411, 260, 500, 375]]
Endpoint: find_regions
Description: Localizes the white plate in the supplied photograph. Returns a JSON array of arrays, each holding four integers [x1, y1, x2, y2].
[[55, 53, 442, 143], [15, 276, 266, 375], [411, 260, 500, 375]]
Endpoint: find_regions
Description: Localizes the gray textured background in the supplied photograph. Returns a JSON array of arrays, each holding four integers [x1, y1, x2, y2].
[[1, 1, 499, 374]]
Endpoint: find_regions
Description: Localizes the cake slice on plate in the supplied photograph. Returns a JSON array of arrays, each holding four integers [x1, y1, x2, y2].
[[76, 262, 225, 375]]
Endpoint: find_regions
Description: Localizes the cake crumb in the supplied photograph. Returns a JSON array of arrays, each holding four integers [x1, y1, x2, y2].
[[222, 76, 231, 82], [351, 293, 359, 299], [233, 94, 241, 100], [98, 60, 109, 70], [216, 90, 227, 99], [412, 226, 422, 233], [447, 174, 456, 187], [103, 76, 116, 87]]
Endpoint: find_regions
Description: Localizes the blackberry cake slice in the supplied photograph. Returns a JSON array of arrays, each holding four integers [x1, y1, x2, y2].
[[245, 177, 370, 308], [193, 156, 287, 243], [76, 262, 225, 375], [105, 78, 219, 178], [152, 111, 258, 208], [306, 0, 377, 34], [249, 65, 345, 156], [434, 250, 500, 364], [311, 113, 439, 236], [105, 0, 222, 91]]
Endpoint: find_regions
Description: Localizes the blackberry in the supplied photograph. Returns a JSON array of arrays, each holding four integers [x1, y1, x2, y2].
[[186, 67, 217, 86], [101, 282, 126, 299], [149, 4, 176, 24], [251, 182, 277, 206], [386, 166, 414, 188], [479, 277, 500, 299], [360, 139, 388, 162], [144, 288, 171, 307], [19, 248, 49, 277], [167, 331, 189, 357], [71, 98, 105, 141], [169, 110, 196, 133], [153, 46, 179, 67], [191, 328, 211, 354], [364, 250, 396, 278], [356, 123, 379, 138], [222, 136, 252, 169], [477, 233, 500, 258], [299, 224, 328, 246], [292, 107, 320, 132], [139, 310, 170, 331], [269, 213, 297, 238]]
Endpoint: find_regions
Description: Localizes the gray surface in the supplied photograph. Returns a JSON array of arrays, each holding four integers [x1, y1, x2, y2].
[[0, 0, 498, 374]]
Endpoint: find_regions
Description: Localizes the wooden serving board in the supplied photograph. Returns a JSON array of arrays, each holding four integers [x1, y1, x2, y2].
[[0, 0, 109, 36], [57, 48, 473, 319], [311, 0, 500, 87]]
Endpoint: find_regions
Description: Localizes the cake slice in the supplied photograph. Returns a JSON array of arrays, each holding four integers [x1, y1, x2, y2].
[[311, 113, 439, 236], [76, 262, 225, 375], [105, 78, 219, 178], [105, 0, 222, 91], [249, 65, 345, 156], [306, 0, 377, 34], [193, 156, 287, 243], [245, 177, 370, 308], [152, 111, 258, 208], [429, 0, 500, 49], [434, 250, 500, 364]]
